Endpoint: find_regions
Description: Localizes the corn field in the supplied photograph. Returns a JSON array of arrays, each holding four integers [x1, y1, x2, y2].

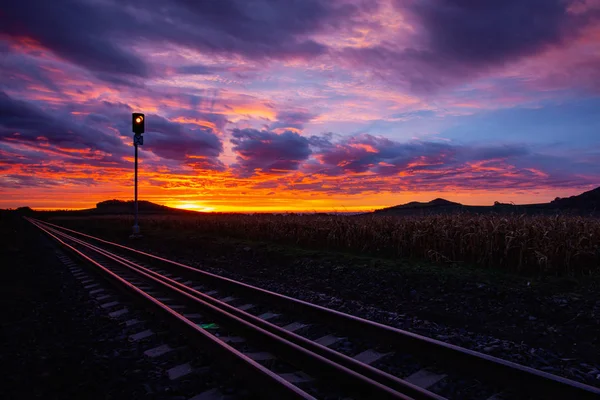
[[52, 213, 600, 276]]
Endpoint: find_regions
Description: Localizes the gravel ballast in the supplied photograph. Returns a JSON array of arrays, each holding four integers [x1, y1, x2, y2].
[[0, 215, 251, 400], [45, 217, 600, 390]]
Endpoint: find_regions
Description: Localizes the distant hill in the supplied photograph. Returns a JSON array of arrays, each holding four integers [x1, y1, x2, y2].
[[394, 198, 461, 209], [373, 198, 465, 215], [15, 206, 35, 215], [550, 186, 600, 210], [95, 199, 183, 214], [90, 199, 199, 215], [372, 186, 600, 216], [22, 199, 198, 217]]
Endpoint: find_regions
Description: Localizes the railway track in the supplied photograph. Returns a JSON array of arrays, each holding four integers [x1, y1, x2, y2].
[[28, 218, 600, 400]]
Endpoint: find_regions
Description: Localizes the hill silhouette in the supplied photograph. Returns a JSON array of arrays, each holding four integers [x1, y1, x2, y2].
[[372, 186, 600, 216], [12, 199, 199, 217], [550, 186, 600, 209], [394, 198, 461, 209], [95, 199, 185, 214]]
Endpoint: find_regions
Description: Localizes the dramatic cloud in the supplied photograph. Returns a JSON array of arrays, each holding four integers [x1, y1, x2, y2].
[[298, 133, 599, 191], [230, 128, 312, 176], [0, 91, 125, 157], [406, 0, 586, 65], [0, 0, 371, 85], [1, 1, 149, 81], [134, 114, 223, 163], [307, 134, 452, 175], [270, 110, 317, 131], [341, 0, 600, 92]]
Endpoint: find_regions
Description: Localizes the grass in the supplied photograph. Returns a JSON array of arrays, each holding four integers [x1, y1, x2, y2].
[[46, 212, 600, 277]]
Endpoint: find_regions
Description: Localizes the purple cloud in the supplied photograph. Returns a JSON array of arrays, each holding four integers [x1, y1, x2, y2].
[[122, 114, 223, 162], [270, 110, 317, 131], [230, 128, 312, 176], [0, 91, 125, 156], [296, 133, 600, 190], [342, 0, 600, 93], [308, 134, 455, 175], [0, 0, 369, 85], [404, 0, 585, 65], [176, 65, 228, 75], [0, 1, 149, 81]]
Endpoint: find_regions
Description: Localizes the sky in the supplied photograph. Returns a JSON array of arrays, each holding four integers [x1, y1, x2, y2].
[[1, 0, 600, 212]]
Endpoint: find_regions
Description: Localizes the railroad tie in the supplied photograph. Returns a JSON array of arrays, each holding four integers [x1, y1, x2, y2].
[[257, 312, 279, 321], [219, 336, 246, 343], [167, 363, 194, 380], [84, 283, 100, 289], [100, 301, 120, 309], [144, 344, 173, 358], [129, 329, 154, 342], [405, 369, 446, 389], [279, 372, 314, 384], [188, 388, 226, 400], [314, 335, 343, 347], [244, 352, 275, 361], [352, 349, 391, 365], [282, 322, 309, 333], [109, 308, 129, 318], [182, 313, 204, 320]]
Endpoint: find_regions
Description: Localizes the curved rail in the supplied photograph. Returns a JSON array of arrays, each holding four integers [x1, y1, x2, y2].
[[29, 219, 314, 400], [30, 218, 414, 400], [31, 218, 600, 400]]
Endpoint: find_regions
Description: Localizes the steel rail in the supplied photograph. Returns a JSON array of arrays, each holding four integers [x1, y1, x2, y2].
[[28, 218, 314, 400], [32, 218, 600, 400], [39, 220, 441, 400], [31, 219, 414, 400]]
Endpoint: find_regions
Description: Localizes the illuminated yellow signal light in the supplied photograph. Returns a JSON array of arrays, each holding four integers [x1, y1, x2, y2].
[[132, 113, 145, 134]]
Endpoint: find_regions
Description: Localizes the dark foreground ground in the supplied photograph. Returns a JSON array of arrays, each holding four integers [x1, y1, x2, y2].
[[0, 214, 161, 399], [49, 215, 600, 387], [4, 213, 600, 396]]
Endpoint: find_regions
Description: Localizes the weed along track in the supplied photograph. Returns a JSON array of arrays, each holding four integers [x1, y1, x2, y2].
[[29, 218, 600, 400]]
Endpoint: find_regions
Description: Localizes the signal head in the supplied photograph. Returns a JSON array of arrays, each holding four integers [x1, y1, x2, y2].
[[132, 113, 145, 134]]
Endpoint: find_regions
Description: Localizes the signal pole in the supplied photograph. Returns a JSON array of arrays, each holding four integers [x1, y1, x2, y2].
[[133, 141, 139, 235], [131, 113, 144, 238]]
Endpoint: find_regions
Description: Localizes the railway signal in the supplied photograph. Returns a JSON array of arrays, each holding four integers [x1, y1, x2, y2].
[[132, 113, 145, 134], [131, 113, 145, 237]]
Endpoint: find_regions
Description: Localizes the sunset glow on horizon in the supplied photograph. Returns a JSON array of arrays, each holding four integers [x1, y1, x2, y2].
[[1, 0, 599, 212]]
